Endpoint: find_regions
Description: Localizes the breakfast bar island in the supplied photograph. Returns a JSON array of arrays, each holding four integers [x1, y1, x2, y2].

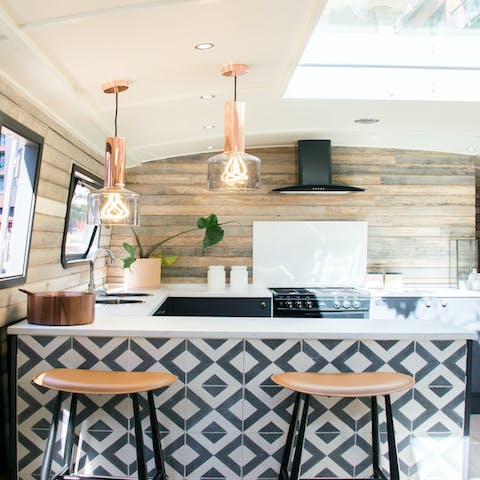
[[7, 289, 476, 480]]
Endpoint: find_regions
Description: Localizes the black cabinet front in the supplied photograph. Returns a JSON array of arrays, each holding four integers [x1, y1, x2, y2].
[[154, 297, 272, 317]]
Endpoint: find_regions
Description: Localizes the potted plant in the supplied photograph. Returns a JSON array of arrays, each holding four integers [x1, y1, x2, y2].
[[121, 213, 231, 289]]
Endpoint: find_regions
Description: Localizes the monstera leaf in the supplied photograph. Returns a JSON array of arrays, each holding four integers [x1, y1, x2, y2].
[[197, 214, 225, 248]]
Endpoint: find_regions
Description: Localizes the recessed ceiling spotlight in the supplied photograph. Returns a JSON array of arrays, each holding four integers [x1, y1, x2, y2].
[[466, 146, 478, 152], [200, 94, 215, 100], [354, 118, 380, 124], [205, 145, 215, 150], [195, 42, 214, 50], [203, 125, 216, 129]]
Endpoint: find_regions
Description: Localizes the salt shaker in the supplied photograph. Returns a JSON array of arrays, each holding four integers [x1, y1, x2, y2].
[[230, 266, 248, 291], [208, 265, 226, 291]]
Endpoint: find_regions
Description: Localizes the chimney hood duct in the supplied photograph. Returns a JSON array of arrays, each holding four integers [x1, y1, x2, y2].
[[272, 140, 364, 194]]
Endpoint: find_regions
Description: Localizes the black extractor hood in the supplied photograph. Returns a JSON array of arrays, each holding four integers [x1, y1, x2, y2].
[[272, 140, 365, 193]]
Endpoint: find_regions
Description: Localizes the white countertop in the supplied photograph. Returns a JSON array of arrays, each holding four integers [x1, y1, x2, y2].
[[7, 315, 475, 340], [163, 283, 272, 298], [7, 284, 476, 340], [368, 286, 480, 297]]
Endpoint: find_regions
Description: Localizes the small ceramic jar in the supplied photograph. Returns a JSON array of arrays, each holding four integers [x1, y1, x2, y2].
[[208, 265, 226, 291], [230, 266, 248, 291]]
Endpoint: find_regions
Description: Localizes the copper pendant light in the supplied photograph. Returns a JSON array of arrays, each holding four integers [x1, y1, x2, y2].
[[87, 80, 139, 226], [207, 64, 261, 191]]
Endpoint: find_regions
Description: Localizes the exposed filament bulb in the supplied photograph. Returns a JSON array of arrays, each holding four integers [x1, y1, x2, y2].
[[100, 193, 130, 221], [221, 152, 248, 186]]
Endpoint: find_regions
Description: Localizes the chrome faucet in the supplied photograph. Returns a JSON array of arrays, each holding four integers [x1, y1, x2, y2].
[[88, 248, 116, 293]]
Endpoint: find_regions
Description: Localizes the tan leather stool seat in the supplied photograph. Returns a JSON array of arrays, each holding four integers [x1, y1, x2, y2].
[[271, 371, 415, 397], [33, 368, 178, 395]]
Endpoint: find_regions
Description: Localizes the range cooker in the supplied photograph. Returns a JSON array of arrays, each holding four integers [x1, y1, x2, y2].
[[270, 287, 370, 318]]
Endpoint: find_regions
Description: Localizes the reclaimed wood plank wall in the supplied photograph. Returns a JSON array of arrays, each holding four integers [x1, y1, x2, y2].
[[0, 78, 109, 327], [107, 146, 476, 286]]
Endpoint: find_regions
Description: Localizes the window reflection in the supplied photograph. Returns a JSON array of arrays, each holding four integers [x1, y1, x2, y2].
[[0, 120, 42, 287], [61, 165, 102, 268]]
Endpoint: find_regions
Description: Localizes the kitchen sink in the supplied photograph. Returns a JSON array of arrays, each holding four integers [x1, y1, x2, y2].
[[95, 298, 145, 304], [100, 292, 152, 297]]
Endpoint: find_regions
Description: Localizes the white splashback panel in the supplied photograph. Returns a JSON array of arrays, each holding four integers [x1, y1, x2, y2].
[[253, 221, 368, 287]]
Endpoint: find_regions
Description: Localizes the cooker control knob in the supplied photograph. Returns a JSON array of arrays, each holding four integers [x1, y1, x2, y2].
[[295, 300, 303, 308], [342, 300, 351, 309], [305, 300, 313, 309], [286, 300, 294, 309], [352, 300, 361, 309], [333, 300, 342, 309]]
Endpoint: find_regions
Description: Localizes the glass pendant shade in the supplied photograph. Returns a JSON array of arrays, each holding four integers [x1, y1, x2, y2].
[[208, 100, 261, 191], [87, 187, 139, 225], [87, 136, 140, 226], [207, 151, 260, 190]]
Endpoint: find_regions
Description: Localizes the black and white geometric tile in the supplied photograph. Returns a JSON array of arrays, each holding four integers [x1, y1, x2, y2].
[[245, 339, 304, 385], [130, 338, 187, 381], [14, 335, 469, 479], [17, 336, 72, 382], [303, 339, 361, 373], [186, 339, 244, 386]]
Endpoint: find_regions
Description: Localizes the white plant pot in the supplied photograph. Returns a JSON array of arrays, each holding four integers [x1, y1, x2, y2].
[[124, 258, 162, 289]]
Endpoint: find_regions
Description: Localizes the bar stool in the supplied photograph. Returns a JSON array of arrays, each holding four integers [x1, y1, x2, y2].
[[271, 371, 415, 480], [33, 368, 178, 480]]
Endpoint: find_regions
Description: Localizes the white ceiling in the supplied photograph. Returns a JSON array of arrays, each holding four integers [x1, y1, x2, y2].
[[0, 0, 479, 166]]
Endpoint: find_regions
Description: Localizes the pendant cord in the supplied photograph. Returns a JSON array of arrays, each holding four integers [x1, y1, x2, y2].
[[234, 75, 237, 102], [114, 92, 118, 137]]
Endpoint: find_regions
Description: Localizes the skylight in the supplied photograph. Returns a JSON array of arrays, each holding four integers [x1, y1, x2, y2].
[[285, 0, 480, 101]]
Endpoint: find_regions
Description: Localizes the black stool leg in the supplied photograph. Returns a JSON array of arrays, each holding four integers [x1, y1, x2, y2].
[[63, 393, 78, 475], [279, 391, 302, 480], [371, 396, 382, 479], [40, 390, 64, 480], [290, 393, 310, 480], [132, 393, 147, 480], [147, 390, 166, 480], [384, 394, 400, 480]]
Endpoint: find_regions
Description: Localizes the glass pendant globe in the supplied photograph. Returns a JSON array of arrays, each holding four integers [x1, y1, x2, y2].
[[87, 187, 139, 226], [207, 151, 261, 191]]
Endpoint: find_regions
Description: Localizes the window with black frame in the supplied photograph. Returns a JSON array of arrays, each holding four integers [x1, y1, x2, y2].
[[61, 164, 102, 268], [0, 113, 43, 289]]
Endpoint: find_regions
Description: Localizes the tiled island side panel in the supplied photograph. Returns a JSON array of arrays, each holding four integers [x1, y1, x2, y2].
[[14, 336, 468, 480]]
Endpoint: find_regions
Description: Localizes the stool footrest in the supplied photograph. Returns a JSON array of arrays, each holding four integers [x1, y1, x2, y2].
[[375, 471, 389, 480], [63, 475, 138, 479]]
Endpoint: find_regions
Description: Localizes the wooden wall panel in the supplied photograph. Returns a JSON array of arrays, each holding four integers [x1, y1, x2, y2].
[[107, 146, 476, 287], [0, 77, 109, 327]]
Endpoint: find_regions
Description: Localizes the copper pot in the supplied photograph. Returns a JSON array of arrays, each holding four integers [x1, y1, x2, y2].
[[19, 289, 95, 326]]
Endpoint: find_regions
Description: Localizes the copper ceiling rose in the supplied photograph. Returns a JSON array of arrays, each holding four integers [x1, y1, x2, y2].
[[101, 79, 129, 94]]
